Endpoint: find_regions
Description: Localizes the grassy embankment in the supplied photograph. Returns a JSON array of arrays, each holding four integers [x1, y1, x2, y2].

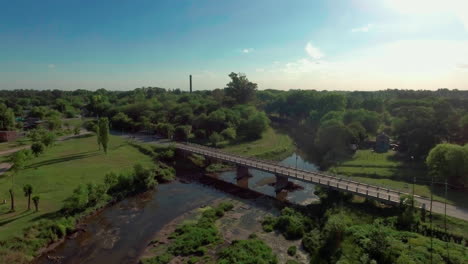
[[329, 150, 466, 205], [222, 127, 295, 161], [0, 134, 153, 240]]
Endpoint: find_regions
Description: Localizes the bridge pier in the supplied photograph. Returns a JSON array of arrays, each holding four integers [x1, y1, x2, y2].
[[236, 165, 250, 188], [275, 174, 289, 192], [276, 189, 288, 201]]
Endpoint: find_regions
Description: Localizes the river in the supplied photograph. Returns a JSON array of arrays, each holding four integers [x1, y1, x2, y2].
[[35, 152, 319, 264]]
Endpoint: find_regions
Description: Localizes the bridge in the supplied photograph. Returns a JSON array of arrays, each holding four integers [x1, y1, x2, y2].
[[175, 142, 468, 220]]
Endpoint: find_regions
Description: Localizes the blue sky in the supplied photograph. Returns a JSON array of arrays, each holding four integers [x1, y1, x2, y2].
[[1, 0, 467, 91]]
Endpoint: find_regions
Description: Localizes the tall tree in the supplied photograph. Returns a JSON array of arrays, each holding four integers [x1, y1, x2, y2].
[[98, 117, 110, 153], [0, 104, 16, 130], [224, 72, 257, 105], [23, 184, 33, 210], [96, 122, 101, 150]]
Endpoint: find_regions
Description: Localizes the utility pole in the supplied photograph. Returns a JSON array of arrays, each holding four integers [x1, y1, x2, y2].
[[412, 176, 415, 209], [430, 173, 434, 264], [189, 75, 192, 93], [444, 179, 450, 262]]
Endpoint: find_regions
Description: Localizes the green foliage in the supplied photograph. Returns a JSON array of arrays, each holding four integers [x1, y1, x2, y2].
[[31, 142, 45, 157], [426, 143, 468, 184], [287, 245, 297, 256], [98, 117, 110, 153], [174, 125, 191, 141], [237, 111, 269, 140], [209, 132, 223, 147], [168, 203, 233, 257], [267, 208, 314, 240], [221, 127, 237, 140], [302, 229, 322, 255], [142, 253, 172, 264], [0, 104, 16, 130], [224, 72, 257, 105], [315, 120, 353, 167], [111, 112, 133, 131], [62, 184, 90, 214], [32, 195, 40, 211], [218, 238, 277, 264], [133, 164, 157, 191]]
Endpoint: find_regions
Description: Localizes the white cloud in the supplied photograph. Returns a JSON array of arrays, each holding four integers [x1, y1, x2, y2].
[[305, 42, 324, 59], [255, 68, 265, 72], [242, 48, 254, 53], [351, 24, 373, 33], [256, 40, 468, 90], [48, 64, 56, 69]]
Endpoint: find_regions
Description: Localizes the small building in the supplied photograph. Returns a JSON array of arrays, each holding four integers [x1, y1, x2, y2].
[[0, 131, 18, 142], [375, 132, 390, 153]]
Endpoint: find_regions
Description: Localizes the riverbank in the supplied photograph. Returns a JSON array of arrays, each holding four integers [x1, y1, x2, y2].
[[140, 197, 310, 264], [222, 127, 295, 161]]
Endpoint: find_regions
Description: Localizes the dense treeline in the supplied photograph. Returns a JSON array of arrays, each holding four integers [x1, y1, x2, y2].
[[2, 80, 467, 178]]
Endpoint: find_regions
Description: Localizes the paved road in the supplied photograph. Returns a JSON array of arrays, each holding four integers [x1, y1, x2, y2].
[[175, 142, 468, 221]]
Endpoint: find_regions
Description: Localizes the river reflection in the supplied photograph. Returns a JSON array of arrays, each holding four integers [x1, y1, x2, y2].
[[218, 152, 319, 205]]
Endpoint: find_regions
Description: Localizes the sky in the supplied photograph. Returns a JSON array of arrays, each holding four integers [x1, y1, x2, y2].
[[1, 0, 468, 91]]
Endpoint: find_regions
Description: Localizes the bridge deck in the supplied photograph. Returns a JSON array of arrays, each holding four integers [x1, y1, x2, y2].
[[175, 142, 468, 221]]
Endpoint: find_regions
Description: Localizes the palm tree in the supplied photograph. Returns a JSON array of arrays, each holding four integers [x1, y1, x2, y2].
[[8, 189, 14, 212], [32, 196, 40, 212], [23, 184, 33, 210]]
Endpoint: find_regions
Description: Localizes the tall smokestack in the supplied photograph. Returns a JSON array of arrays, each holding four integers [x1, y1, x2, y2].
[[189, 75, 192, 93]]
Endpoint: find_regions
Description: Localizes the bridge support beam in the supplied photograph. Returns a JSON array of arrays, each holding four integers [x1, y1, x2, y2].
[[236, 165, 250, 188], [275, 174, 289, 192]]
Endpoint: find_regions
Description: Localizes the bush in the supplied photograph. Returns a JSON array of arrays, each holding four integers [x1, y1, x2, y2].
[[221, 127, 237, 141], [287, 245, 297, 256], [142, 253, 172, 264], [218, 201, 234, 212], [167, 202, 233, 256], [273, 208, 312, 240], [218, 238, 277, 264], [31, 142, 45, 157], [302, 229, 322, 254], [262, 216, 277, 232]]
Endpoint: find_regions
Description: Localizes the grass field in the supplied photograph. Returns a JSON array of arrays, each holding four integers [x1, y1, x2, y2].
[[0, 134, 153, 240], [222, 127, 295, 160], [330, 150, 466, 205], [0, 138, 30, 152]]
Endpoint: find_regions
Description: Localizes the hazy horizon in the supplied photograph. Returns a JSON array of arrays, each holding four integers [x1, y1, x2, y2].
[[1, 0, 468, 91]]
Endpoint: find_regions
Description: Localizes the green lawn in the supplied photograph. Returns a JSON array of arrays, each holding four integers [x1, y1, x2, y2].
[[0, 134, 153, 240], [330, 150, 466, 206], [0, 137, 31, 152], [222, 127, 295, 160]]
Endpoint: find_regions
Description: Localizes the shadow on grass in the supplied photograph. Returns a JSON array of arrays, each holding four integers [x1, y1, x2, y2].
[[29, 210, 64, 222], [0, 210, 34, 227], [26, 152, 101, 169], [61, 133, 94, 141]]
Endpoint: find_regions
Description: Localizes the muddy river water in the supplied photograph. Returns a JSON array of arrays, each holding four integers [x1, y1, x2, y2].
[[35, 152, 318, 264]]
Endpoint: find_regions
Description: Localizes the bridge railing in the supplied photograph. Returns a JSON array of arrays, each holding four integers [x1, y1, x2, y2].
[[177, 143, 408, 199]]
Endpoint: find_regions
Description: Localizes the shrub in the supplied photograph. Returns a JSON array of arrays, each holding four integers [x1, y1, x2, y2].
[[287, 245, 297, 256], [302, 229, 322, 254], [31, 142, 45, 157], [142, 253, 172, 264], [218, 238, 277, 264]]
